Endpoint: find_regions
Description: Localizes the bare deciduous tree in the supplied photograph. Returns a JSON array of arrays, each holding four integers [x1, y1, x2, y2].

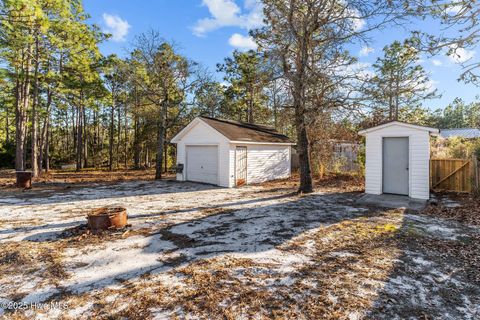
[[254, 0, 406, 193]]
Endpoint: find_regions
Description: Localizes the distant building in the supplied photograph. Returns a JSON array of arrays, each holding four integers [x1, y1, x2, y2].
[[432, 128, 480, 158], [332, 142, 361, 172], [439, 128, 480, 139]]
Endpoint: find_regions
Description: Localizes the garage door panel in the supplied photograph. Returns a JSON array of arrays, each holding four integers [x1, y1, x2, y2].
[[186, 146, 218, 185]]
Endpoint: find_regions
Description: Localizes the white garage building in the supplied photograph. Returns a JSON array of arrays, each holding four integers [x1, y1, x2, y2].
[[359, 121, 439, 200], [171, 117, 293, 187]]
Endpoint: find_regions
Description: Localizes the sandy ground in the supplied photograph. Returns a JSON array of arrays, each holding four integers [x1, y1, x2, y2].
[[0, 177, 479, 319]]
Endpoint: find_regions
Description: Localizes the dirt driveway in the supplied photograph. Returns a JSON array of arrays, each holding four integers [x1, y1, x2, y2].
[[0, 179, 479, 319]]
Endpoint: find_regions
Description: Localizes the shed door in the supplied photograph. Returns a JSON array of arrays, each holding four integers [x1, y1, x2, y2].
[[186, 145, 218, 185], [235, 146, 247, 186], [383, 137, 409, 195]]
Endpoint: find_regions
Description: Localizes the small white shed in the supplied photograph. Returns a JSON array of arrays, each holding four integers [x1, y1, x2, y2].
[[171, 117, 293, 187], [359, 121, 439, 200]]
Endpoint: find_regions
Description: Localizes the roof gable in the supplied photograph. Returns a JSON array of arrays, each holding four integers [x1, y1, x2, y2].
[[358, 121, 439, 136], [170, 118, 229, 143]]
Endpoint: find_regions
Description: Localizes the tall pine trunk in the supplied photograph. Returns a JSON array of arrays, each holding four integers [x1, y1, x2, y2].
[[5, 103, 10, 143], [124, 102, 128, 169], [45, 124, 50, 172], [31, 32, 40, 177], [295, 106, 313, 193], [134, 118, 140, 169], [164, 142, 168, 173], [145, 147, 149, 168], [133, 85, 141, 169], [15, 47, 31, 172], [38, 91, 51, 175], [75, 93, 84, 172], [133, 84, 142, 169], [293, 39, 313, 194], [117, 103, 121, 168], [83, 107, 88, 168], [108, 104, 115, 171], [92, 110, 98, 168], [109, 89, 115, 171], [155, 98, 167, 179]]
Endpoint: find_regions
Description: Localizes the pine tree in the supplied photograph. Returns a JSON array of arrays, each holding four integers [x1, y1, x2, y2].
[[217, 50, 270, 123], [365, 40, 439, 122]]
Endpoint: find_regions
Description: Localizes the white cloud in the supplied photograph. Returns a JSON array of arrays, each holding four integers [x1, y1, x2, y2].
[[417, 79, 439, 92], [193, 0, 264, 36], [446, 5, 462, 15], [102, 13, 131, 42], [228, 33, 257, 50], [352, 17, 365, 31], [432, 59, 443, 66], [346, 8, 365, 32], [448, 46, 475, 63], [359, 46, 374, 57], [335, 61, 373, 82]]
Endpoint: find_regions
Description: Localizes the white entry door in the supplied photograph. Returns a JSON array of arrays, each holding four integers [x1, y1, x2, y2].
[[235, 146, 247, 186], [383, 137, 409, 195], [186, 145, 218, 185]]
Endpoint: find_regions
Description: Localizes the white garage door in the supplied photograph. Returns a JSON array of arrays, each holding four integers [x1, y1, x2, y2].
[[186, 145, 218, 185]]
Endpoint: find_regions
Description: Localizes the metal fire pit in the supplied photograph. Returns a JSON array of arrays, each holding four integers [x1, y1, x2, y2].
[[16, 171, 32, 189], [87, 207, 128, 232]]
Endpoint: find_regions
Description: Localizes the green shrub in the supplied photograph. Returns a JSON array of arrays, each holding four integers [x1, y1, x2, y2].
[[474, 143, 480, 160]]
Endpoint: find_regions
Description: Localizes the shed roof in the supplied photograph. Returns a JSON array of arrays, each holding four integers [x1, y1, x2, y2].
[[439, 128, 480, 139], [171, 116, 293, 144], [358, 120, 439, 136]]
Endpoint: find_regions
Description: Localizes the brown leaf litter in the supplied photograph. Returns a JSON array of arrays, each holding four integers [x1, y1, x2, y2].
[[423, 193, 480, 226]]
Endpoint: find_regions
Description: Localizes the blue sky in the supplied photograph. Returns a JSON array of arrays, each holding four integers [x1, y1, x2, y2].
[[83, 0, 479, 111]]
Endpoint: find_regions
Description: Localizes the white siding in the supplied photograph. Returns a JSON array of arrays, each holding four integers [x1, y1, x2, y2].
[[175, 120, 230, 187], [364, 124, 431, 200], [231, 144, 291, 185], [228, 144, 236, 187]]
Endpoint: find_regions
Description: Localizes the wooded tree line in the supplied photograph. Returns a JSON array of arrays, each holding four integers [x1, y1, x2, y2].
[[0, 0, 479, 193]]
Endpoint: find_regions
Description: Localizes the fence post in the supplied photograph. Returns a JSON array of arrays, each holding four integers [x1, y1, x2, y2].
[[474, 156, 479, 192]]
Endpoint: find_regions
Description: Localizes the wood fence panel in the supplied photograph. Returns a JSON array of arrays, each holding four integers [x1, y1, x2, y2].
[[430, 159, 473, 192], [474, 157, 480, 193]]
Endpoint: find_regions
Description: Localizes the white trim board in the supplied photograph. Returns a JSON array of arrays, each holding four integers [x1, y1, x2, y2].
[[359, 121, 439, 136]]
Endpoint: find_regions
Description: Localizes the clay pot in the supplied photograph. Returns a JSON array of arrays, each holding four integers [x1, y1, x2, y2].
[[16, 171, 32, 189], [87, 207, 127, 232]]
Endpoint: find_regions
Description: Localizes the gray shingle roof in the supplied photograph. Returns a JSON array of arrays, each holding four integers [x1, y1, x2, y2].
[[199, 117, 292, 143], [439, 128, 480, 139]]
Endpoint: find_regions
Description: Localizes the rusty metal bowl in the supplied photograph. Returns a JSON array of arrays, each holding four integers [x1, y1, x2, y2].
[[87, 207, 127, 232]]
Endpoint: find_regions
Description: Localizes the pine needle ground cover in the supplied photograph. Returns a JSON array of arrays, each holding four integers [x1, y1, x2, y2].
[[0, 176, 478, 319]]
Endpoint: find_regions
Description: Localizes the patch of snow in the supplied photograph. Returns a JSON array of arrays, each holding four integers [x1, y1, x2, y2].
[[21, 286, 59, 304], [67, 302, 94, 318], [424, 225, 459, 240], [328, 251, 357, 258], [227, 249, 312, 273], [412, 256, 433, 267], [405, 214, 463, 240], [62, 234, 177, 294]]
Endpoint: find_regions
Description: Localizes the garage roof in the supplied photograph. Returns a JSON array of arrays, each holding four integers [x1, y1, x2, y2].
[[199, 117, 292, 143], [171, 116, 293, 144]]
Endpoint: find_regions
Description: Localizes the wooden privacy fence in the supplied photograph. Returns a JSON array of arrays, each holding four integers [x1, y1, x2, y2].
[[430, 158, 479, 193]]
